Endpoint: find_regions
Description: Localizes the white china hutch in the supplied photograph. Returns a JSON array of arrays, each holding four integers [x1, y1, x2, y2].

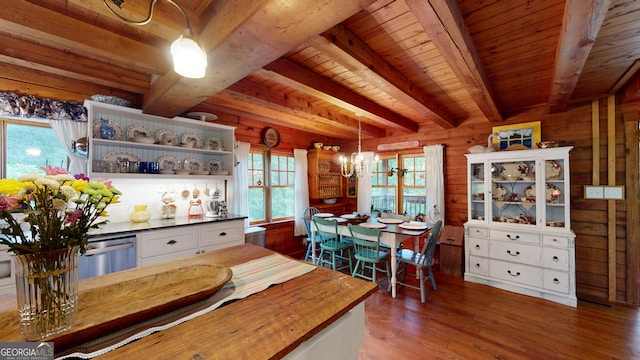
[[464, 147, 576, 307]]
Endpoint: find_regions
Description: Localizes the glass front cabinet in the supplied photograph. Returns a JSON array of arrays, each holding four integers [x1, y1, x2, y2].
[[464, 147, 576, 307]]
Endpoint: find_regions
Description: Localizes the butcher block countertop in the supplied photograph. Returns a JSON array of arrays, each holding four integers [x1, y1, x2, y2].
[[0, 244, 377, 359]]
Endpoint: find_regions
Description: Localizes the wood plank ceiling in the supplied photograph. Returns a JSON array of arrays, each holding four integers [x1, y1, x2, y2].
[[0, 0, 638, 140]]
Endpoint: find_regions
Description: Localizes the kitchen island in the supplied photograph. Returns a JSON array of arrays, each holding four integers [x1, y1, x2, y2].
[[0, 244, 377, 359]]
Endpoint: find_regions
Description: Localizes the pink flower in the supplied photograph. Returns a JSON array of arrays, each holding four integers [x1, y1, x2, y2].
[[40, 165, 69, 176], [0, 195, 20, 211], [65, 209, 83, 225]]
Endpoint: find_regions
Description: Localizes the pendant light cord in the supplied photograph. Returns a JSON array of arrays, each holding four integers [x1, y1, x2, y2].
[[102, 0, 192, 31]]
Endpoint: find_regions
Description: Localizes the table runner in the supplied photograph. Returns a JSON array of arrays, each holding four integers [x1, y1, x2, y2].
[[57, 253, 316, 359]]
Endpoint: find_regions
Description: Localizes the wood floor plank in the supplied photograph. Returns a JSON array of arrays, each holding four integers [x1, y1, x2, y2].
[[357, 270, 640, 359]]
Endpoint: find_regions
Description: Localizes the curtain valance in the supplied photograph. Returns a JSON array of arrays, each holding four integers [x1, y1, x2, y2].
[[0, 91, 86, 121]]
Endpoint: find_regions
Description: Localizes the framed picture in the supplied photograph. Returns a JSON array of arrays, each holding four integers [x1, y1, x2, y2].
[[492, 121, 541, 151], [346, 174, 357, 198]]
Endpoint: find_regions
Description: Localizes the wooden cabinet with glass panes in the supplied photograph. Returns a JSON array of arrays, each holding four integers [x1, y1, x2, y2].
[[464, 146, 576, 306], [307, 149, 344, 199]]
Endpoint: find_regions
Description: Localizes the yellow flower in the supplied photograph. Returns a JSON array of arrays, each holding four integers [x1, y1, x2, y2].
[[71, 179, 89, 193], [0, 179, 27, 195]]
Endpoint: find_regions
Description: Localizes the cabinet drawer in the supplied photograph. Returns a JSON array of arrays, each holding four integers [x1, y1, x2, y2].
[[468, 237, 489, 257], [138, 228, 198, 258], [490, 241, 540, 266], [543, 269, 570, 293], [489, 260, 543, 288], [199, 221, 244, 248], [542, 248, 569, 271], [542, 235, 570, 248], [491, 229, 539, 244], [467, 227, 488, 238], [468, 255, 489, 276]]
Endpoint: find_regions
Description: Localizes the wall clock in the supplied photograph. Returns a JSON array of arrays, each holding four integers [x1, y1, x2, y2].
[[262, 127, 281, 148]]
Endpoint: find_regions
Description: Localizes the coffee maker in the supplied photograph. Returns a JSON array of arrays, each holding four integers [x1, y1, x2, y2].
[[205, 184, 222, 218]]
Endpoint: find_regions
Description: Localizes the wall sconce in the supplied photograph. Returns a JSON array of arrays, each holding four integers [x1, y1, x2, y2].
[[386, 168, 407, 177], [103, 0, 207, 78]]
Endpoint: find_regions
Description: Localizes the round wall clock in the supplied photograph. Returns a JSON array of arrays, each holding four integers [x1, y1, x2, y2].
[[262, 127, 281, 148]]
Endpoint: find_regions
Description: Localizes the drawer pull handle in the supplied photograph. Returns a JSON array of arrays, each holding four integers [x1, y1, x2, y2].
[[446, 237, 455, 242], [507, 270, 520, 277], [167, 240, 177, 245], [552, 256, 559, 262], [553, 238, 558, 242], [506, 234, 520, 240], [219, 232, 227, 237], [475, 263, 481, 269], [553, 278, 560, 284], [507, 250, 520, 256], [475, 244, 481, 250]]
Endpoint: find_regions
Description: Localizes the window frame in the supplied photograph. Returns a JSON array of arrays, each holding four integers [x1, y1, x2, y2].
[[372, 152, 426, 217], [247, 147, 295, 225]]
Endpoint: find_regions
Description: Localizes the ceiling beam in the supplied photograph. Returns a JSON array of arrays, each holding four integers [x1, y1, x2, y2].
[[142, 0, 377, 118], [200, 78, 385, 138], [0, 1, 168, 74], [407, 0, 503, 123], [260, 58, 419, 132], [546, 0, 611, 113], [312, 24, 456, 129]]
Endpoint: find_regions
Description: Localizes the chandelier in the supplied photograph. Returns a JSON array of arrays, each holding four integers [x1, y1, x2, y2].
[[340, 117, 378, 178], [104, 0, 207, 79]]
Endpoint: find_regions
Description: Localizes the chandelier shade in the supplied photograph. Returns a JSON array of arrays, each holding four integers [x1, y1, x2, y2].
[[340, 117, 377, 178]]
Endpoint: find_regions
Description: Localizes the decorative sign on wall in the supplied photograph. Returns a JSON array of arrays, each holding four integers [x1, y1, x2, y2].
[[261, 127, 281, 148], [377, 140, 419, 151]]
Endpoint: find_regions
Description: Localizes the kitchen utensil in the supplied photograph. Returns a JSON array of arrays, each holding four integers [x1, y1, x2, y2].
[[193, 184, 200, 198], [204, 183, 210, 196], [181, 185, 190, 198]]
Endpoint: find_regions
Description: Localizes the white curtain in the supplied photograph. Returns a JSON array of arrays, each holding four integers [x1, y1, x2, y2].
[[424, 144, 445, 225], [356, 152, 375, 213], [49, 119, 87, 175], [232, 141, 250, 228], [293, 149, 309, 236]]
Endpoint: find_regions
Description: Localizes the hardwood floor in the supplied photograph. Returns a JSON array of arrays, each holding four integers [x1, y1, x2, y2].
[[357, 270, 640, 360]]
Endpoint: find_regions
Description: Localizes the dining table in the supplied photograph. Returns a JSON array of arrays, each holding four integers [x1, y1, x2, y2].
[[310, 214, 432, 298]]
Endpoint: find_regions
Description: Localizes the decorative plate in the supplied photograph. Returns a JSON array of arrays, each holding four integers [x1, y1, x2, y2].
[[492, 183, 507, 201], [313, 213, 334, 218], [399, 223, 428, 230], [546, 183, 562, 203], [184, 157, 204, 172], [156, 129, 178, 145], [205, 158, 223, 173], [474, 165, 485, 180], [130, 136, 155, 144], [181, 132, 203, 148], [204, 136, 223, 150], [532, 160, 562, 179], [522, 184, 536, 202], [358, 222, 386, 229], [158, 155, 180, 171], [378, 218, 405, 224], [92, 118, 122, 140], [340, 214, 357, 219], [499, 162, 529, 180], [126, 125, 153, 140], [103, 151, 140, 164]]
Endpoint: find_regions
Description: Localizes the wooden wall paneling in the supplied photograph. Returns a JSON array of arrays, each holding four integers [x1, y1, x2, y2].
[[608, 95, 617, 301], [624, 116, 640, 305]]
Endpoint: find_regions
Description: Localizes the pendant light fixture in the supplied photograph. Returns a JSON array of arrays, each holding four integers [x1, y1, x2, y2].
[[103, 0, 207, 79], [340, 116, 378, 178]]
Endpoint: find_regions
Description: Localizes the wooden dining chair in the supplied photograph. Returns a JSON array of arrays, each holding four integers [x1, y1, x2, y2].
[[302, 207, 320, 262], [395, 220, 443, 303], [348, 224, 390, 284], [313, 217, 353, 272]]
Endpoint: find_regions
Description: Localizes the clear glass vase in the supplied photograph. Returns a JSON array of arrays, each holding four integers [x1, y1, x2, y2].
[[13, 246, 79, 340]]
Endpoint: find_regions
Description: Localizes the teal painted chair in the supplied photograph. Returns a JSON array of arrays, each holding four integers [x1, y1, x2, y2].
[[347, 223, 390, 284], [302, 207, 320, 262], [395, 220, 443, 303], [313, 217, 353, 272]]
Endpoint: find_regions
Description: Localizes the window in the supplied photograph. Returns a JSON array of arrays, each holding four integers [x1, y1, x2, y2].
[[372, 154, 426, 218], [2, 119, 68, 178], [247, 149, 295, 224]]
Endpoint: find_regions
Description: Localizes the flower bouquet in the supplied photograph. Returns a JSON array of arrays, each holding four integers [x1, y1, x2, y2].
[[0, 166, 121, 340]]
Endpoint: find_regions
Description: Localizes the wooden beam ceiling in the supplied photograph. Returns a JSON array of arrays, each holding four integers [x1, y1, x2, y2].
[[407, 0, 503, 123], [546, 0, 611, 113]]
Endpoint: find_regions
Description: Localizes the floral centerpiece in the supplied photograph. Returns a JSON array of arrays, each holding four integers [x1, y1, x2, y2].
[[0, 166, 121, 340]]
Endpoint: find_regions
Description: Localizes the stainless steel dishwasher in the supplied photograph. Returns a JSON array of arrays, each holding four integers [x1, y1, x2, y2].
[[78, 235, 137, 280]]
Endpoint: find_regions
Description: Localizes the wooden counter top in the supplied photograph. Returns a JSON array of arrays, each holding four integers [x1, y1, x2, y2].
[[0, 245, 377, 359]]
